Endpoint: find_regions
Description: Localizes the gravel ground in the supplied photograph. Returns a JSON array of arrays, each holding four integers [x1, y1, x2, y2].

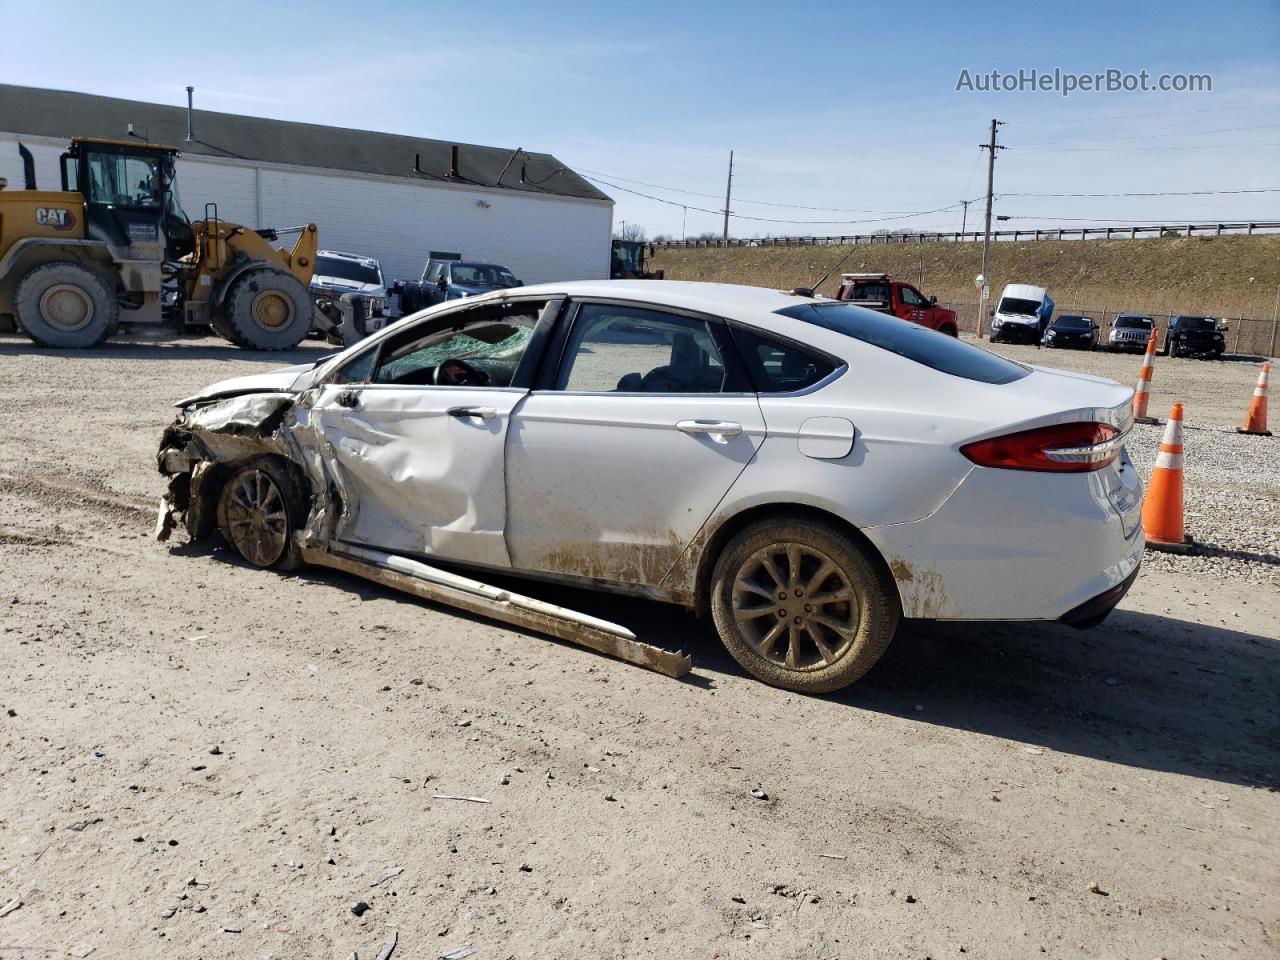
[[1, 333, 1277, 960], [971, 339, 1279, 588]]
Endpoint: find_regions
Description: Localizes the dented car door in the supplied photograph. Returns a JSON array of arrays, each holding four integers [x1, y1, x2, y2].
[[504, 300, 766, 587], [307, 306, 547, 567]]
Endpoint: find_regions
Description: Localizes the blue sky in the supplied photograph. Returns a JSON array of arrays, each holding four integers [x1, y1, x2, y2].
[[4, 0, 1279, 237]]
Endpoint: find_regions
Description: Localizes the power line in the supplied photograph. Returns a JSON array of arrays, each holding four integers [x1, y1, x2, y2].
[[579, 173, 971, 226], [574, 166, 958, 214]]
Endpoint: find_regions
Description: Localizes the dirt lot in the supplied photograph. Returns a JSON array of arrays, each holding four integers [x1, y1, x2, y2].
[[1, 333, 1277, 960]]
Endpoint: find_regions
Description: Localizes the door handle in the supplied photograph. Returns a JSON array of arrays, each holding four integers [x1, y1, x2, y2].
[[447, 406, 498, 420], [336, 389, 359, 408], [676, 419, 742, 437]]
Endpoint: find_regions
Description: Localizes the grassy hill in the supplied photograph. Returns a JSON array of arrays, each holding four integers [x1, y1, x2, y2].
[[650, 234, 1280, 322]]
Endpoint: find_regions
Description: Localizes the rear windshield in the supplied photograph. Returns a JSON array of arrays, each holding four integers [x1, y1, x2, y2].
[[1115, 315, 1152, 328], [1055, 315, 1091, 328], [776, 302, 1029, 385]]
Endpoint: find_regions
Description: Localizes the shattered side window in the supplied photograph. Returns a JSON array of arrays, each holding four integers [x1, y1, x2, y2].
[[373, 319, 536, 387]]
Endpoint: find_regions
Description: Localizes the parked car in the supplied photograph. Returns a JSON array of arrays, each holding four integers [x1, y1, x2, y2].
[[1108, 313, 1154, 352], [833, 273, 959, 336], [157, 282, 1143, 694], [396, 258, 522, 313], [1164, 315, 1224, 359], [990, 284, 1054, 344], [1042, 314, 1097, 350], [310, 250, 388, 316]]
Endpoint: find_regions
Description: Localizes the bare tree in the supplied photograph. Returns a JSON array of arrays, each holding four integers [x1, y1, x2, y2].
[[614, 223, 648, 242]]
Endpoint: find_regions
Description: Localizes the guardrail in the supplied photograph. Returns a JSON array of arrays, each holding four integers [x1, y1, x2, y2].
[[654, 220, 1280, 249]]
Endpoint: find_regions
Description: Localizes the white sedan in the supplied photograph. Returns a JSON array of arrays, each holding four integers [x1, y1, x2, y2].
[[157, 281, 1144, 693]]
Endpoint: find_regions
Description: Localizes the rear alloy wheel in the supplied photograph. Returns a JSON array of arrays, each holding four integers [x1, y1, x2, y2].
[[217, 460, 303, 569], [710, 517, 899, 693], [222, 269, 313, 350], [13, 262, 117, 348]]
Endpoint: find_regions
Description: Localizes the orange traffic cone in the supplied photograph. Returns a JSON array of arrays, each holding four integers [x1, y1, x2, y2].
[[1237, 362, 1271, 436], [1143, 402, 1192, 552], [1132, 329, 1159, 423]]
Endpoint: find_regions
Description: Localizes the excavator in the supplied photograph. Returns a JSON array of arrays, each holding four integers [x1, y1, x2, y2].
[[0, 137, 320, 350]]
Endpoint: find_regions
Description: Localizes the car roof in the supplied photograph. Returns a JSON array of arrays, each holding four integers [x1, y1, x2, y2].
[[498, 280, 817, 317], [1000, 284, 1047, 299]]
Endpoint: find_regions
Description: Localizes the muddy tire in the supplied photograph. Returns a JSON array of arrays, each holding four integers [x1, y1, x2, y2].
[[221, 269, 313, 351], [710, 516, 899, 694], [13, 262, 117, 348], [210, 311, 246, 347], [216, 458, 306, 570]]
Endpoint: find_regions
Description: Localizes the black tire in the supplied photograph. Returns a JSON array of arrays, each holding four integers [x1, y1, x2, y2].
[[216, 458, 307, 570], [13, 261, 117, 348], [221, 269, 313, 351], [709, 516, 900, 694]]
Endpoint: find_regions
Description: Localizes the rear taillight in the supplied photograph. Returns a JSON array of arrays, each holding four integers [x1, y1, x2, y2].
[[961, 422, 1123, 473]]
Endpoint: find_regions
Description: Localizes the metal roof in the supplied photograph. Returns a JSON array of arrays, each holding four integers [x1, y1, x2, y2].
[[0, 84, 610, 204]]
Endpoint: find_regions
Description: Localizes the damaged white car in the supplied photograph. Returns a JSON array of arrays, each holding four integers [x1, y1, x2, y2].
[[157, 281, 1143, 693]]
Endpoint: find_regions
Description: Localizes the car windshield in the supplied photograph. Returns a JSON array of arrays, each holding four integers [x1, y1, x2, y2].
[[997, 297, 1041, 317], [452, 263, 517, 287], [777, 302, 1029, 385], [1178, 317, 1217, 331], [848, 281, 891, 302], [315, 256, 381, 286], [1115, 315, 1152, 329], [1055, 316, 1091, 328]]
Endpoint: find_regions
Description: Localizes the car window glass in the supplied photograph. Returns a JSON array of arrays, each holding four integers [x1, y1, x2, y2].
[[425, 263, 443, 283], [778, 302, 1030, 385], [557, 303, 728, 394], [331, 347, 378, 384], [900, 286, 926, 306], [732, 327, 837, 393], [369, 314, 538, 387]]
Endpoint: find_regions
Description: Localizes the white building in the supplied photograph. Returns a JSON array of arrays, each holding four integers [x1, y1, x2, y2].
[[0, 84, 613, 284]]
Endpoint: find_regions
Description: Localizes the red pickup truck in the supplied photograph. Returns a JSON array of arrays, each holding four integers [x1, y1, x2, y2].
[[834, 273, 959, 336]]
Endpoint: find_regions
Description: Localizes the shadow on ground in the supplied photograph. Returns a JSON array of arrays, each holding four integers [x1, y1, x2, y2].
[[253, 548, 1280, 792]]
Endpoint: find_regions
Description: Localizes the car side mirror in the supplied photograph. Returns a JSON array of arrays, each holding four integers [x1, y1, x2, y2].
[[929, 295, 937, 305], [437, 276, 448, 290]]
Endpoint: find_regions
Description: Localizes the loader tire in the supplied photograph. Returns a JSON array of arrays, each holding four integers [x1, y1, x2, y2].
[[210, 311, 246, 346], [14, 262, 117, 349], [222, 269, 313, 351]]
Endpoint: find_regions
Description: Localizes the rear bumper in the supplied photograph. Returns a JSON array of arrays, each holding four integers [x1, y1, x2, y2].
[[1059, 563, 1140, 628], [863, 449, 1145, 621]]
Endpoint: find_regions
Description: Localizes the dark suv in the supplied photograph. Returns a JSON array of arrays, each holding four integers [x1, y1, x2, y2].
[[1163, 315, 1224, 359]]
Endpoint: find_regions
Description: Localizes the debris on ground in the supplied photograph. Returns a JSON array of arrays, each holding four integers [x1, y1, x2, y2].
[[1088, 882, 1110, 896], [439, 946, 476, 960], [751, 787, 769, 800], [370, 866, 403, 887], [431, 794, 491, 804], [375, 930, 398, 960], [0, 898, 22, 918], [352, 901, 370, 916]]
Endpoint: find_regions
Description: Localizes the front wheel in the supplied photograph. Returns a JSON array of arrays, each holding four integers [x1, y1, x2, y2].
[[13, 262, 117, 348], [710, 517, 900, 694], [216, 459, 305, 569]]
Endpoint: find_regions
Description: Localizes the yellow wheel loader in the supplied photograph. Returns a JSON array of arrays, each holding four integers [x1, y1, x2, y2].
[[0, 138, 320, 350]]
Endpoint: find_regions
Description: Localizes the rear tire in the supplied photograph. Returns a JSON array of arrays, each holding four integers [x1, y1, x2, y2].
[[13, 262, 117, 348], [710, 516, 900, 694], [222, 269, 313, 351]]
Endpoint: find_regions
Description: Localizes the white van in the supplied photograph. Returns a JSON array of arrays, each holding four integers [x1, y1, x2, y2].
[[990, 284, 1054, 344]]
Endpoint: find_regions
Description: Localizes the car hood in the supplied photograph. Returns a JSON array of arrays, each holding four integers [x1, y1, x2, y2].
[[176, 363, 314, 406], [312, 276, 386, 296], [994, 312, 1040, 325]]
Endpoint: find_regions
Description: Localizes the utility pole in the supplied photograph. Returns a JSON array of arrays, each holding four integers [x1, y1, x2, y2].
[[682, 205, 687, 241], [977, 119, 1004, 338], [960, 199, 972, 235], [722, 150, 734, 243]]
